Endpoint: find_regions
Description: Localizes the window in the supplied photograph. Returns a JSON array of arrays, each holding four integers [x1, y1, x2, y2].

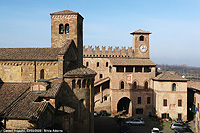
[[144, 66, 151, 72], [163, 99, 167, 106], [136, 108, 143, 114], [133, 81, 137, 89], [126, 66, 133, 72], [120, 81, 124, 89], [104, 96, 107, 101], [116, 66, 124, 72], [178, 99, 182, 107], [178, 113, 182, 120], [72, 80, 76, 89], [147, 97, 151, 104], [109, 66, 112, 72], [86, 62, 89, 67], [135, 66, 142, 72], [77, 80, 81, 89], [106, 62, 108, 67], [100, 74, 103, 79], [138, 97, 141, 104], [59, 24, 64, 34], [97, 62, 99, 67], [82, 79, 86, 88], [65, 24, 69, 34], [40, 69, 44, 79], [144, 81, 148, 89], [140, 36, 144, 41], [172, 83, 176, 91], [87, 79, 90, 88], [162, 113, 169, 119]]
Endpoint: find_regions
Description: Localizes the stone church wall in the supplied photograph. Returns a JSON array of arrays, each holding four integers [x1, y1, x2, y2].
[[0, 60, 58, 83]]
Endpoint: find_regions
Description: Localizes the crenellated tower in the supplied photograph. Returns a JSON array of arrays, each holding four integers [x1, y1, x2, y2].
[[50, 10, 84, 65]]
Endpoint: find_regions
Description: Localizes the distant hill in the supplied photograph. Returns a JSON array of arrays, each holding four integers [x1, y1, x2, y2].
[[157, 64, 200, 81]]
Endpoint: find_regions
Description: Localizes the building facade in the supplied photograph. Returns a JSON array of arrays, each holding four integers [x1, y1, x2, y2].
[[83, 29, 188, 121]]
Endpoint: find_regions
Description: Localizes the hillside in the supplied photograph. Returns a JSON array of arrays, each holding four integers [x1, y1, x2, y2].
[[157, 64, 200, 81]]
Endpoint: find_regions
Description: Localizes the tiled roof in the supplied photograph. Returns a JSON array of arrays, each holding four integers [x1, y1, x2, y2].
[[0, 48, 61, 60], [50, 10, 80, 16], [42, 79, 63, 98], [3, 91, 52, 120], [64, 61, 96, 77], [0, 83, 30, 113], [153, 71, 188, 81], [64, 67, 97, 77], [0, 39, 74, 61], [187, 81, 200, 90], [110, 58, 156, 66], [130, 29, 152, 34]]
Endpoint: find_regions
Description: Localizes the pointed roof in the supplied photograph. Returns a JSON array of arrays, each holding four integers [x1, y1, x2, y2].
[[153, 71, 188, 81], [130, 29, 152, 35]]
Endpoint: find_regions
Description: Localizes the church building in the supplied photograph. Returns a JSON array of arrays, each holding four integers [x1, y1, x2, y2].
[[0, 10, 96, 133]]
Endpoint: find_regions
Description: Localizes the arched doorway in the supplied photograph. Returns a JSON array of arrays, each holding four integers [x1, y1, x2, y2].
[[117, 97, 131, 114]]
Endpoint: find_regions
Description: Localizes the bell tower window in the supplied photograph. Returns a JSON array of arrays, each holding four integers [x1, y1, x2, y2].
[[65, 24, 69, 34], [40, 69, 44, 79], [139, 35, 144, 41], [59, 24, 64, 34]]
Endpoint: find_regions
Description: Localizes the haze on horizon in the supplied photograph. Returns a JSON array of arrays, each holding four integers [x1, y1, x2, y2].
[[0, 0, 200, 67]]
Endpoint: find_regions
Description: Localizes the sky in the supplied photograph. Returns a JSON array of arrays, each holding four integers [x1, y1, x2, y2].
[[0, 0, 200, 67]]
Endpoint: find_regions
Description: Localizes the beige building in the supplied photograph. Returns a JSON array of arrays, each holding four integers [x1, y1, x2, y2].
[[0, 10, 96, 133], [152, 72, 188, 121], [83, 29, 188, 121]]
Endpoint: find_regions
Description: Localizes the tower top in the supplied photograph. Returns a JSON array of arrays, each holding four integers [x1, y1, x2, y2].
[[50, 10, 84, 19], [130, 29, 152, 35]]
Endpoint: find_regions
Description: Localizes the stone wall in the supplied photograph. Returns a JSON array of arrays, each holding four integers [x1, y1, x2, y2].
[[0, 60, 58, 83]]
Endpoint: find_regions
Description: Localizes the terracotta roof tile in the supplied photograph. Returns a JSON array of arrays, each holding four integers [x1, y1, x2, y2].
[[187, 81, 200, 90], [0, 39, 74, 61], [0, 83, 30, 113], [153, 71, 188, 81], [130, 29, 152, 34], [50, 10, 78, 15], [0, 48, 61, 60], [110, 58, 156, 66], [42, 79, 63, 98]]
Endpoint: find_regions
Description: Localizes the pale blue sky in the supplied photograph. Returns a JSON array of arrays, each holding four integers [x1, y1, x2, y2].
[[0, 0, 200, 67]]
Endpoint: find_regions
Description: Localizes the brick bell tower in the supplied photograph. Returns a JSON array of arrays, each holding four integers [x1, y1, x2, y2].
[[50, 10, 84, 64], [130, 29, 151, 59]]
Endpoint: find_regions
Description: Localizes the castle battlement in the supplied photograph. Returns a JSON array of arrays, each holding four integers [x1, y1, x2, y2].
[[83, 45, 134, 58]]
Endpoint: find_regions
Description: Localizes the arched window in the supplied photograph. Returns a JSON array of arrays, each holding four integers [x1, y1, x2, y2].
[[82, 79, 86, 88], [77, 80, 81, 89], [140, 36, 144, 41], [87, 79, 90, 88], [120, 81, 124, 89], [172, 83, 176, 91], [65, 24, 69, 34], [144, 81, 148, 89], [133, 81, 137, 89], [72, 80, 76, 89], [40, 69, 44, 79], [59, 24, 64, 34]]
